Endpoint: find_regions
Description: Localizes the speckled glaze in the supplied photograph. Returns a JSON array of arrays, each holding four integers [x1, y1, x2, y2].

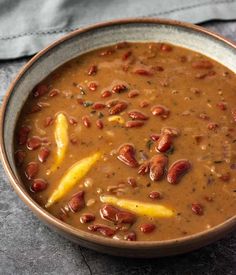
[[1, 18, 236, 258]]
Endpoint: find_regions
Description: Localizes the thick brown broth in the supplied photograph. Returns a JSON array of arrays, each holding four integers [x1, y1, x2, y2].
[[15, 42, 236, 241]]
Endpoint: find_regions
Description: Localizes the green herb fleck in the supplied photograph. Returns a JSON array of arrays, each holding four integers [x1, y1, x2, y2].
[[83, 101, 93, 107], [146, 140, 153, 150]]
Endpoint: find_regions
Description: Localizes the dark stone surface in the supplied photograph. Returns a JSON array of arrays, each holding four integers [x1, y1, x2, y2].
[[0, 21, 236, 275]]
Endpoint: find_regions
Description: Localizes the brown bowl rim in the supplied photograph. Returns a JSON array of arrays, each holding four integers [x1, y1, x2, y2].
[[1, 17, 236, 250]]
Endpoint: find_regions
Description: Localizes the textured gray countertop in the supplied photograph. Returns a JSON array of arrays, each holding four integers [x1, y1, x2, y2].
[[0, 21, 236, 275]]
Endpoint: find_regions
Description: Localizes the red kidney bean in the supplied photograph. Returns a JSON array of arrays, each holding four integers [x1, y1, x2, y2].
[[116, 211, 136, 224], [122, 51, 132, 61], [128, 110, 149, 120], [192, 60, 213, 69], [101, 90, 112, 98], [191, 203, 204, 215], [49, 89, 59, 97], [140, 223, 156, 233], [151, 105, 169, 119], [219, 172, 231, 182], [139, 100, 149, 108], [69, 117, 78, 125], [92, 102, 106, 110], [88, 82, 98, 91], [138, 161, 150, 175], [149, 191, 162, 200], [18, 126, 30, 145], [117, 144, 139, 167], [217, 102, 227, 111], [100, 204, 117, 221], [149, 154, 168, 181], [160, 43, 172, 52], [88, 224, 116, 237], [44, 116, 54, 127], [167, 159, 191, 184], [100, 204, 136, 224], [38, 147, 50, 163], [82, 116, 91, 128], [15, 150, 26, 167], [124, 231, 137, 241], [112, 84, 127, 93], [80, 213, 95, 224], [125, 120, 144, 128], [155, 133, 172, 153], [58, 210, 68, 222], [207, 122, 219, 130], [134, 68, 153, 76], [25, 162, 39, 180], [33, 84, 48, 98], [29, 104, 42, 114], [128, 90, 139, 98], [127, 177, 137, 188], [150, 134, 160, 141], [106, 99, 119, 108], [30, 178, 47, 192], [99, 48, 115, 56], [109, 101, 128, 115], [68, 191, 85, 213], [27, 136, 41, 150], [88, 65, 97, 76], [96, 119, 104, 129]]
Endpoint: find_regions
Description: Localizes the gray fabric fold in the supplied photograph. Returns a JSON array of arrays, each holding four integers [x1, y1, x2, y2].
[[0, 0, 236, 59]]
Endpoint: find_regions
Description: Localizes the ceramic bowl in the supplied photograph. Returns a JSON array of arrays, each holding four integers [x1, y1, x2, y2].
[[1, 18, 236, 258]]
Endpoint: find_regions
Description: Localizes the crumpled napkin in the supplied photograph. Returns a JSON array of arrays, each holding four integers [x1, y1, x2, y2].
[[0, 0, 236, 59]]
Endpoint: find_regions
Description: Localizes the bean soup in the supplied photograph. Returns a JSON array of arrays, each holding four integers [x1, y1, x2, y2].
[[14, 42, 236, 241]]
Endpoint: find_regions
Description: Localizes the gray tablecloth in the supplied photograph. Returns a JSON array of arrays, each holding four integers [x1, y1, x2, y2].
[[1, 0, 236, 59], [1, 1, 236, 274]]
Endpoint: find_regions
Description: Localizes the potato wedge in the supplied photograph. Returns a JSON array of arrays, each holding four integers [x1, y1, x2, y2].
[[47, 113, 69, 174], [100, 195, 174, 218], [45, 152, 101, 208], [107, 115, 125, 124]]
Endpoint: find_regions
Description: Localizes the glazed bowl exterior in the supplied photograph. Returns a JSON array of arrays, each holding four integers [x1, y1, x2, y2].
[[1, 18, 236, 258]]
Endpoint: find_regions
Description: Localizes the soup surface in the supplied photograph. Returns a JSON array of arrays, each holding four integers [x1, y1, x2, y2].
[[15, 42, 236, 241]]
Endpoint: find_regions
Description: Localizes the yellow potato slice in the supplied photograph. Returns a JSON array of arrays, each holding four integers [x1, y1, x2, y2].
[[100, 195, 174, 218], [45, 152, 101, 208], [47, 113, 69, 175], [107, 115, 125, 124]]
